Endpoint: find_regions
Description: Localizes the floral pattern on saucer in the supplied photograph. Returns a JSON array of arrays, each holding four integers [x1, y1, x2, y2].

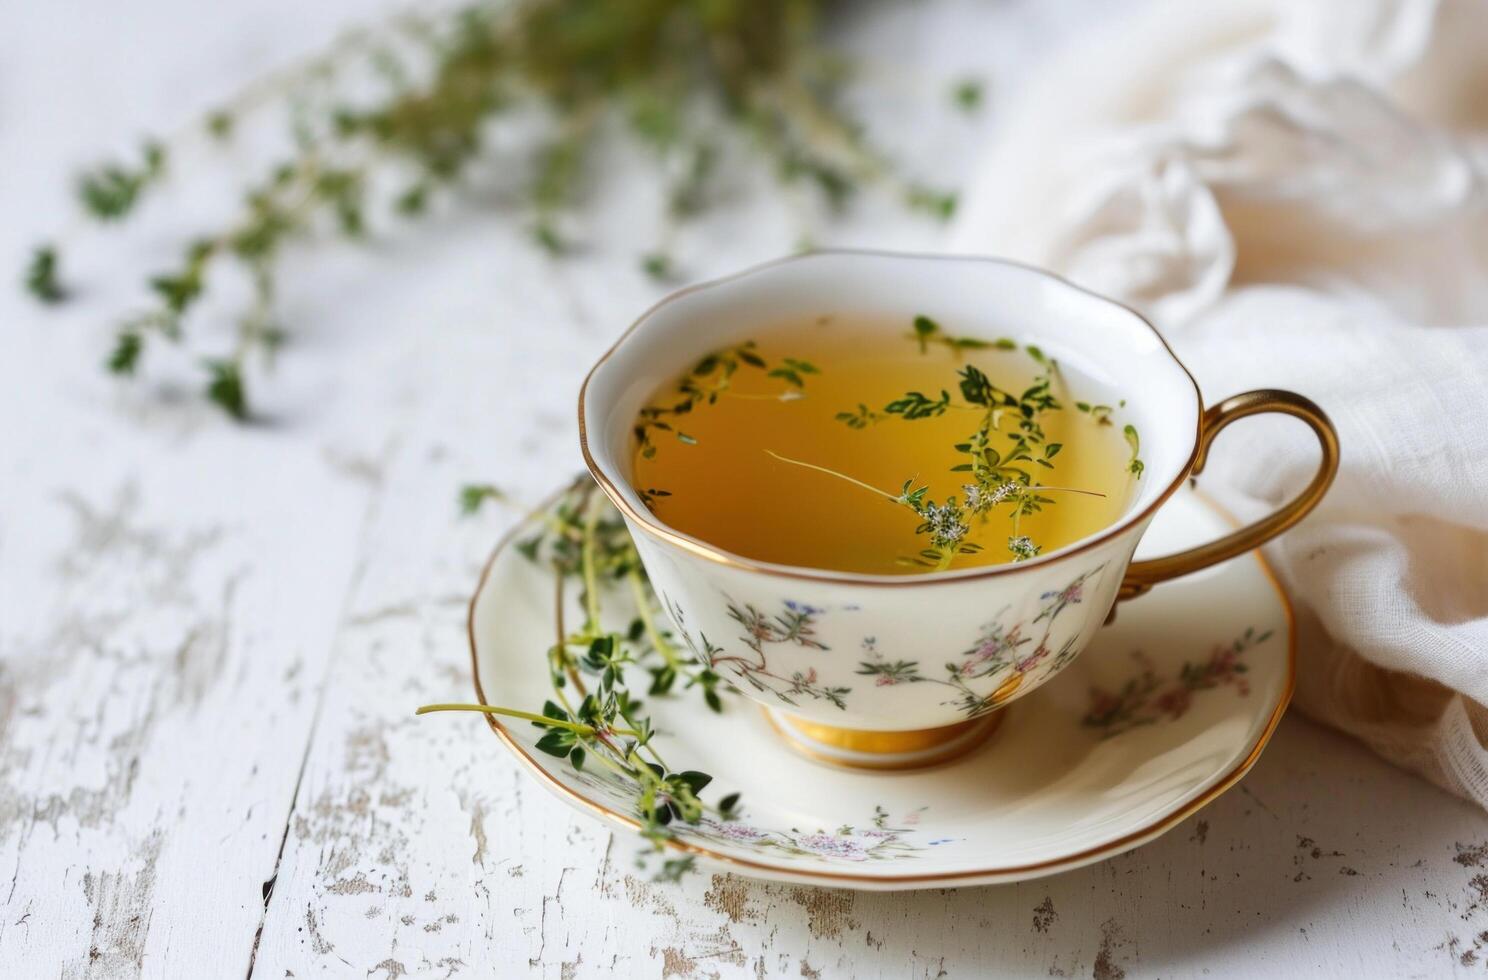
[[561, 758, 934, 863], [683, 804, 936, 863], [1082, 627, 1272, 737]]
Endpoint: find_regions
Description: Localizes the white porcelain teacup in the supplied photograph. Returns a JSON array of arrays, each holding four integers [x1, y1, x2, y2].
[[580, 252, 1337, 769]]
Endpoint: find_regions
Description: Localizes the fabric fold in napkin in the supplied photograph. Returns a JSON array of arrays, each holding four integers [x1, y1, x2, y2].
[[951, 0, 1488, 807]]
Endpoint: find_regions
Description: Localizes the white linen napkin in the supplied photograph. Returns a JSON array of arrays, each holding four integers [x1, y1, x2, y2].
[[951, 0, 1488, 805]]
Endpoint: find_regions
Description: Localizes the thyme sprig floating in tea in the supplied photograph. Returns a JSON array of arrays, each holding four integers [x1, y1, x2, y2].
[[908, 314, 1003, 354], [424, 479, 734, 878], [26, 0, 956, 420], [1074, 399, 1145, 476], [629, 316, 1145, 573], [811, 315, 1131, 563], [778, 314, 1141, 566], [635, 341, 818, 458], [765, 449, 1106, 569], [1122, 423, 1145, 476]]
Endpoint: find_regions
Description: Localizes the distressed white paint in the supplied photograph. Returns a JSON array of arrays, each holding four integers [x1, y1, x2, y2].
[[0, 1, 1484, 977]]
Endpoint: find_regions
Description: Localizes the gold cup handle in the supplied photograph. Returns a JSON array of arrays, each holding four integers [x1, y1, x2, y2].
[[1119, 389, 1340, 600]]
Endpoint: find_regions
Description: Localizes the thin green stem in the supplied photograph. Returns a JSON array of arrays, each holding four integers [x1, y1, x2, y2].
[[764, 449, 903, 504], [538, 513, 584, 542], [415, 703, 594, 734], [1028, 485, 1107, 499], [618, 700, 671, 772], [414, 703, 644, 740], [725, 391, 801, 402], [627, 749, 668, 788], [549, 576, 585, 721], [587, 744, 639, 780], [627, 568, 684, 670], [579, 489, 605, 634]]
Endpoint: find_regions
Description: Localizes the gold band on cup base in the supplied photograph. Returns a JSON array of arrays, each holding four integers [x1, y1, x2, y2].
[[763, 708, 1005, 771]]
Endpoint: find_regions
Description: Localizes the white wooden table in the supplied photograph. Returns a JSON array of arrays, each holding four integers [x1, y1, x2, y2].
[[2, 2, 1483, 976]]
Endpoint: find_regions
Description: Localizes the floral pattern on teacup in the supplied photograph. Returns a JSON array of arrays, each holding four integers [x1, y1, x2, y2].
[[857, 565, 1105, 718], [663, 595, 855, 709], [664, 564, 1107, 718]]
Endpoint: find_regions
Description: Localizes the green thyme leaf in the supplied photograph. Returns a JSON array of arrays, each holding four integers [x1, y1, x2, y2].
[[885, 389, 951, 420], [206, 111, 235, 140], [534, 729, 572, 758], [459, 483, 505, 515], [149, 271, 203, 315], [653, 856, 696, 883], [24, 246, 67, 304], [106, 332, 143, 375], [203, 359, 248, 420], [905, 185, 957, 221], [1124, 424, 1144, 476], [677, 770, 713, 794], [641, 252, 673, 282], [77, 140, 166, 220], [952, 78, 985, 113]]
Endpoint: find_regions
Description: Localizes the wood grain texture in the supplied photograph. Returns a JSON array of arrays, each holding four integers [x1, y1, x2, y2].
[[0, 1, 1483, 977]]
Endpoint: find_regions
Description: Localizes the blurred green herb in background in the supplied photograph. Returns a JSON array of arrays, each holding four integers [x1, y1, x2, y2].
[[27, 0, 958, 420]]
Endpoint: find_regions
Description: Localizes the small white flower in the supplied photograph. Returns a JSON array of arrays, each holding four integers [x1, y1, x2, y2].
[[925, 502, 969, 549], [961, 484, 984, 513], [1007, 535, 1041, 561], [989, 482, 1020, 504], [964, 481, 1021, 515]]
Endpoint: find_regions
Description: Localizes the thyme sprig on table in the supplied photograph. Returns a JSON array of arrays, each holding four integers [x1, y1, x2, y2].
[[24, 247, 67, 305], [423, 479, 733, 875], [25, 0, 957, 421]]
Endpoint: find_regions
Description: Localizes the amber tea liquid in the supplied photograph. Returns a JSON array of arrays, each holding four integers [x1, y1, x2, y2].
[[630, 317, 1139, 575]]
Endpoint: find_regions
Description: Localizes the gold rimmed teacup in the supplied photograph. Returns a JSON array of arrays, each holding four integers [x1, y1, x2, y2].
[[579, 251, 1337, 769]]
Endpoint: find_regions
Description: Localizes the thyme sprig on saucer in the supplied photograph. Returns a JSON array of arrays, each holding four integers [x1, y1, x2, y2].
[[26, 0, 956, 420], [425, 480, 734, 873]]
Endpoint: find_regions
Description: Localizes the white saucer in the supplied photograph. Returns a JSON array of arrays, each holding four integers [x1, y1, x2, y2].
[[467, 483, 1293, 890]]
